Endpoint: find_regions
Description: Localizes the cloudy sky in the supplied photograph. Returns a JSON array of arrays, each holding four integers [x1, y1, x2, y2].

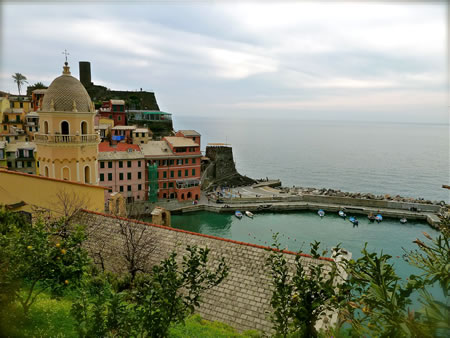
[[0, 1, 448, 123]]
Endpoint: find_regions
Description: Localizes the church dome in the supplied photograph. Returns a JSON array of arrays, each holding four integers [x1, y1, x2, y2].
[[41, 63, 92, 112]]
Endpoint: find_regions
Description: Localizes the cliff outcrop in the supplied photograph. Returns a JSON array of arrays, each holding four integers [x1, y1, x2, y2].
[[202, 145, 256, 190]]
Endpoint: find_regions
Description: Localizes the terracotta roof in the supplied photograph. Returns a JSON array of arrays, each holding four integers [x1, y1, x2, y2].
[[178, 130, 201, 136], [98, 150, 144, 160], [164, 136, 199, 147], [139, 141, 173, 156], [98, 142, 140, 152]]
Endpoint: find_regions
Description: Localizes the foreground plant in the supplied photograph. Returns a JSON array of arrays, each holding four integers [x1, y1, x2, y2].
[[71, 245, 228, 337], [267, 234, 346, 338], [0, 208, 89, 316]]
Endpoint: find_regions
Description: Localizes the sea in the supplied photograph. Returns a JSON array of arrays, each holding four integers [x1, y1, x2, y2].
[[167, 116, 448, 305], [174, 116, 449, 202]]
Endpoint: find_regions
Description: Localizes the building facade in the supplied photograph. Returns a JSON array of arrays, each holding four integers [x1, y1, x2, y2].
[[4, 142, 36, 174], [140, 134, 202, 201], [34, 62, 100, 184], [98, 142, 146, 203], [98, 99, 126, 126]]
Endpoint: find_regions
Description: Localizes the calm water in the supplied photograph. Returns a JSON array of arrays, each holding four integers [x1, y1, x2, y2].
[[171, 211, 444, 304], [174, 116, 449, 202]]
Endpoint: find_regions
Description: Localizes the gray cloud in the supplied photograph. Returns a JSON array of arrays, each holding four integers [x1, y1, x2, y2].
[[0, 2, 447, 123]]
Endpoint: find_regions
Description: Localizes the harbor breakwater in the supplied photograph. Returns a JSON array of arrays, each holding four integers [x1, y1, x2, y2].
[[171, 194, 445, 229]]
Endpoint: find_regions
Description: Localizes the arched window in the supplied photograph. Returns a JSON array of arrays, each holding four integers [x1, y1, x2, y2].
[[44, 121, 49, 134], [81, 121, 88, 135], [62, 167, 70, 180], [44, 166, 49, 177], [181, 193, 185, 200], [187, 191, 192, 199], [84, 165, 90, 184], [61, 121, 69, 135]]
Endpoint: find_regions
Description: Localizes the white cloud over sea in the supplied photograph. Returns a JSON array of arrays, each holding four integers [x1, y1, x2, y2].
[[0, 1, 447, 123]]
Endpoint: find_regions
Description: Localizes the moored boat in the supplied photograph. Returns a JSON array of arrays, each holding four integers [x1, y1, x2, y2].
[[375, 214, 383, 223], [245, 211, 254, 218], [349, 216, 359, 226], [338, 210, 346, 219], [368, 213, 376, 222], [400, 218, 407, 224], [318, 209, 325, 217], [235, 211, 243, 219]]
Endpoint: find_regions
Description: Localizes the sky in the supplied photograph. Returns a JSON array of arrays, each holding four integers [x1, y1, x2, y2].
[[0, 1, 448, 123]]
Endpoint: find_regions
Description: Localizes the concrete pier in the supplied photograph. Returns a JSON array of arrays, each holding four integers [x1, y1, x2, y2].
[[172, 200, 442, 229]]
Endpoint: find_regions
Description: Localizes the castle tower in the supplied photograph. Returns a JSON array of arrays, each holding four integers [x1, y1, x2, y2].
[[35, 62, 99, 184]]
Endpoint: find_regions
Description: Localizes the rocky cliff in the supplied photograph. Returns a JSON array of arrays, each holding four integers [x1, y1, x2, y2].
[[202, 146, 256, 190]]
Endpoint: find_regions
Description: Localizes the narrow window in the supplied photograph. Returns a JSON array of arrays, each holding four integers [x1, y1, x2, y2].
[[119, 173, 124, 180], [100, 173, 104, 181], [127, 172, 132, 180]]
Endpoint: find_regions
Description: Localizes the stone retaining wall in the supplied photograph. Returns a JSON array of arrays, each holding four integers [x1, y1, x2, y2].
[[74, 210, 337, 334]]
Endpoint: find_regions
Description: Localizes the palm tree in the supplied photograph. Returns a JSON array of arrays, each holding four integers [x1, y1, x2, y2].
[[12, 73, 28, 96]]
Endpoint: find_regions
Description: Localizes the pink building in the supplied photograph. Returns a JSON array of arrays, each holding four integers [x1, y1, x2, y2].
[[98, 142, 146, 203]]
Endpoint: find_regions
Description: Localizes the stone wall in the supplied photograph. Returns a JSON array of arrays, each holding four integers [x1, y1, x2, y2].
[[74, 210, 336, 334]]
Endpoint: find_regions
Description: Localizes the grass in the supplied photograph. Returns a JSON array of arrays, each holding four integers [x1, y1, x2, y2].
[[1, 293, 260, 337], [0, 292, 77, 338], [169, 314, 261, 337]]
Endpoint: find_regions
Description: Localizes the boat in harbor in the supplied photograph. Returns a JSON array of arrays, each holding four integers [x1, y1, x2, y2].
[[375, 214, 383, 223], [400, 218, 407, 224], [245, 211, 254, 218], [338, 210, 346, 219], [318, 209, 325, 217], [349, 216, 359, 226], [235, 211, 243, 219], [368, 213, 376, 222]]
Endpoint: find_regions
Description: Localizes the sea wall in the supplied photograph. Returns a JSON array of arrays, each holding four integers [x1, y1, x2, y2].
[[74, 210, 340, 334]]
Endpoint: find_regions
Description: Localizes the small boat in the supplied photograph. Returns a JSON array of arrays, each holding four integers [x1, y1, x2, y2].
[[235, 211, 243, 219], [375, 214, 383, 223], [245, 211, 254, 218], [368, 213, 376, 222], [318, 209, 325, 217], [400, 218, 407, 224], [349, 216, 359, 226], [338, 210, 346, 219]]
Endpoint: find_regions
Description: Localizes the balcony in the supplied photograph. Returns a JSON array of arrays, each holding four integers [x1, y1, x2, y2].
[[34, 133, 100, 144], [176, 179, 200, 189]]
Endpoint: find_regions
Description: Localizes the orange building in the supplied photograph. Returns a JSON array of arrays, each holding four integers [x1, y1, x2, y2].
[[140, 133, 202, 201]]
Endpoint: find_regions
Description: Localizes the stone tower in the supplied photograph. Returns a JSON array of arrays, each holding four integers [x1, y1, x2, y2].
[[35, 62, 99, 184]]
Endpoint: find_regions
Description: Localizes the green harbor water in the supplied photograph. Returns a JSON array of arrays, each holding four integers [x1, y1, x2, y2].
[[171, 210, 440, 281]]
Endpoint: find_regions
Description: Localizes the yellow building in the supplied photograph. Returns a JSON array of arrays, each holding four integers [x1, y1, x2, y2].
[[9, 96, 32, 113], [35, 62, 100, 184], [0, 169, 106, 216]]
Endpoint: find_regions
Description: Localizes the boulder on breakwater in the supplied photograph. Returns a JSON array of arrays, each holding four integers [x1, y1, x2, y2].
[[287, 186, 446, 206]]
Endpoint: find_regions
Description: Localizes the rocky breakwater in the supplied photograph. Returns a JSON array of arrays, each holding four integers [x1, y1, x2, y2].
[[290, 187, 447, 207], [202, 145, 256, 191]]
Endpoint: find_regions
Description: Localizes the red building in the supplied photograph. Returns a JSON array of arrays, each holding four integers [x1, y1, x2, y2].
[[98, 99, 126, 126], [140, 133, 202, 201], [175, 130, 201, 147]]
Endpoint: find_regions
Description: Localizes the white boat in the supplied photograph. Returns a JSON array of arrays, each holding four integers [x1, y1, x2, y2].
[[245, 211, 254, 218], [400, 218, 407, 224], [338, 210, 346, 218], [318, 209, 325, 217], [235, 211, 243, 219]]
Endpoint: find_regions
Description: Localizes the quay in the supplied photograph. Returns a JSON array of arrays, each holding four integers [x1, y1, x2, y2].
[[172, 200, 441, 229], [163, 184, 446, 229]]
